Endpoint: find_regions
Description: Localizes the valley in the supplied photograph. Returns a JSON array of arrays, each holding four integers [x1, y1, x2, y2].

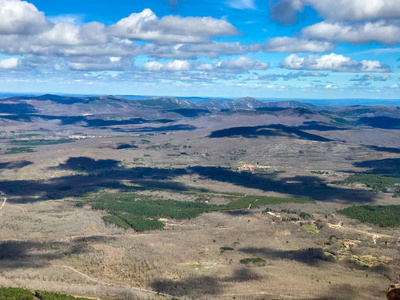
[[0, 94, 400, 299]]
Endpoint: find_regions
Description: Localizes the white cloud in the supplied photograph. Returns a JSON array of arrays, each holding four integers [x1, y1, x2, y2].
[[39, 21, 107, 46], [108, 8, 238, 43], [163, 60, 191, 71], [67, 56, 131, 71], [216, 57, 269, 72], [248, 44, 263, 52], [142, 41, 246, 59], [0, 1, 244, 73], [194, 63, 214, 71], [350, 74, 390, 81], [0, 0, 50, 34], [0, 57, 19, 69], [303, 21, 400, 45], [143, 61, 164, 71], [270, 0, 400, 24], [226, 0, 256, 10], [305, 0, 400, 22], [281, 53, 391, 73], [109, 57, 121, 63], [56, 39, 139, 57], [325, 84, 338, 89], [258, 71, 327, 81], [142, 57, 269, 74], [264, 37, 334, 52], [143, 60, 191, 71]]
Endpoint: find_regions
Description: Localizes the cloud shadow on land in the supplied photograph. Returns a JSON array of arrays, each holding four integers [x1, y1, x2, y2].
[[0, 113, 174, 127], [113, 124, 197, 133], [150, 267, 260, 298], [363, 145, 400, 154], [0, 157, 198, 203], [56, 157, 120, 172], [168, 108, 210, 117], [151, 276, 222, 297], [0, 157, 377, 204], [353, 158, 400, 174], [359, 116, 400, 129], [227, 267, 261, 282], [239, 247, 332, 267], [0, 236, 116, 270], [307, 284, 375, 300], [0, 160, 33, 170], [0, 102, 37, 114], [209, 124, 332, 142], [295, 121, 349, 131], [241, 247, 393, 279], [190, 166, 376, 203]]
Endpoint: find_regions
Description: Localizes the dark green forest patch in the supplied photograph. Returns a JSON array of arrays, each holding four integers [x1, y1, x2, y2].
[[338, 205, 400, 227]]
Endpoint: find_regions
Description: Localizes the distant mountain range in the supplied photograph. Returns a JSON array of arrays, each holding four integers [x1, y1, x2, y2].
[[1, 94, 400, 129]]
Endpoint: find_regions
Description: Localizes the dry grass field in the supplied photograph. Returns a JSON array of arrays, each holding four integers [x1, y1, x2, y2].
[[1, 103, 400, 299]]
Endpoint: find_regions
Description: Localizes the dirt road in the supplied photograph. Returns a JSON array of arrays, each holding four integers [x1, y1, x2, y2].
[[0, 191, 6, 212]]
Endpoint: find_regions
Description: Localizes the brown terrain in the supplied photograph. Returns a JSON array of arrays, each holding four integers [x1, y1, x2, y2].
[[0, 95, 400, 299]]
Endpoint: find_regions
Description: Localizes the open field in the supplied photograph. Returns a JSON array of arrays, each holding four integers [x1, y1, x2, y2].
[[1, 95, 400, 299]]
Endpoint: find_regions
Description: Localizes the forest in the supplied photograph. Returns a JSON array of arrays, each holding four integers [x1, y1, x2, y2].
[[80, 192, 314, 231], [338, 205, 400, 227], [0, 287, 92, 300], [336, 174, 400, 193]]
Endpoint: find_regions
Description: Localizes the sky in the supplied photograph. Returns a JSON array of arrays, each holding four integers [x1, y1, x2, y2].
[[0, 0, 399, 100]]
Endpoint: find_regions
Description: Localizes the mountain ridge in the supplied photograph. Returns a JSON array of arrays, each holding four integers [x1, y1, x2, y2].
[[1, 94, 400, 121]]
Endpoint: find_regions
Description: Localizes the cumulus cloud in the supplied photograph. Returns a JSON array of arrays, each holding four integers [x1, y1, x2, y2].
[[258, 71, 327, 81], [0, 2, 240, 58], [0, 34, 140, 58], [142, 61, 164, 71], [303, 21, 400, 45], [143, 60, 191, 71], [142, 57, 269, 74], [0, 0, 50, 34], [163, 60, 191, 71], [264, 37, 334, 52], [216, 57, 269, 72], [0, 1, 245, 74], [281, 53, 391, 73], [67, 56, 132, 71], [193, 63, 214, 71], [0, 57, 19, 69], [325, 84, 338, 89], [142, 41, 246, 59], [108, 8, 238, 44], [269, 0, 400, 50], [350, 74, 391, 81], [39, 22, 107, 46], [226, 0, 256, 10], [56, 39, 139, 57], [269, 0, 304, 25], [306, 0, 400, 22], [269, 0, 400, 24]]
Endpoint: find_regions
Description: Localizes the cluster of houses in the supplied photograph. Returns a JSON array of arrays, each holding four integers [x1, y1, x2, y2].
[[237, 164, 272, 172]]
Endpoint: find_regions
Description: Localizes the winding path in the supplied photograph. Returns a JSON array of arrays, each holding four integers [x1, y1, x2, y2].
[[317, 201, 398, 243], [60, 265, 174, 299], [0, 191, 6, 212]]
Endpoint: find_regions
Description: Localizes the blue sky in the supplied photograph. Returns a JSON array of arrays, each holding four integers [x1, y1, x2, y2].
[[0, 0, 399, 100]]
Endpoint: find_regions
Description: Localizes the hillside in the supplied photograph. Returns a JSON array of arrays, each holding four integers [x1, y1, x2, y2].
[[1, 95, 400, 132], [1, 93, 400, 300]]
